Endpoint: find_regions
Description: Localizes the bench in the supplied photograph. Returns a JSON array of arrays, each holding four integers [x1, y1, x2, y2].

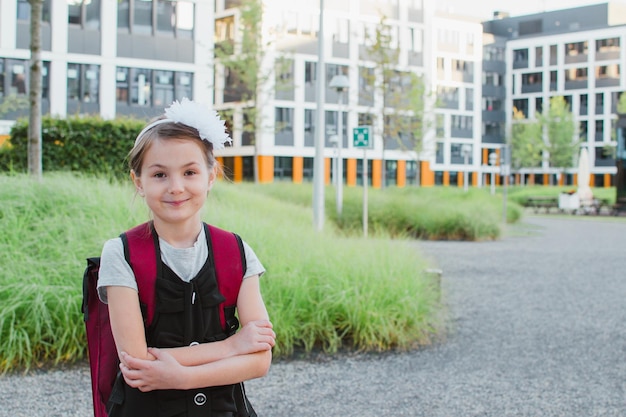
[[526, 196, 559, 213]]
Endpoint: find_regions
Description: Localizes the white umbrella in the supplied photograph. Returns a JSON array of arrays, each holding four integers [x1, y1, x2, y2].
[[577, 147, 593, 202]]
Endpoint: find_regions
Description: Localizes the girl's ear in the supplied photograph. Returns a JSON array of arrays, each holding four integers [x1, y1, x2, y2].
[[130, 170, 145, 196], [208, 166, 217, 190]]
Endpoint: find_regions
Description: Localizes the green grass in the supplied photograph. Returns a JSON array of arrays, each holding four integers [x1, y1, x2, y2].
[[246, 183, 523, 240], [0, 173, 444, 372]]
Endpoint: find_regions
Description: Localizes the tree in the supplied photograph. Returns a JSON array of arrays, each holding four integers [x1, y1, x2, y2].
[[214, 0, 291, 183], [539, 96, 578, 184], [510, 107, 543, 182], [28, 0, 44, 180], [364, 15, 428, 187]]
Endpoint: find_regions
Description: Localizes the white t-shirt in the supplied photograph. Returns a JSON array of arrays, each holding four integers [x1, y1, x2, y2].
[[97, 225, 265, 303]]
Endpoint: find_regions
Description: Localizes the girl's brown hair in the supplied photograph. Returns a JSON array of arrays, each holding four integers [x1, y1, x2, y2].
[[128, 119, 216, 176]]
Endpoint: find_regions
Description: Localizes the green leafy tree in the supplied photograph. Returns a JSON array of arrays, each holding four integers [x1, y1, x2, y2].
[[510, 107, 543, 176], [364, 16, 428, 188], [539, 96, 578, 183], [214, 0, 290, 183]]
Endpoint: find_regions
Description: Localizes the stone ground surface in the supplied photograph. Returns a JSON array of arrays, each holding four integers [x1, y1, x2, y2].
[[1, 216, 624, 416]]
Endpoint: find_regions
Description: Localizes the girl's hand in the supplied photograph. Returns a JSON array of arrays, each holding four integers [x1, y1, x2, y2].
[[230, 319, 276, 356], [120, 348, 187, 392]]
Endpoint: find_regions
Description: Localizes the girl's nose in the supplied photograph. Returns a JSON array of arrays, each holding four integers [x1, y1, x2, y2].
[[168, 176, 184, 193]]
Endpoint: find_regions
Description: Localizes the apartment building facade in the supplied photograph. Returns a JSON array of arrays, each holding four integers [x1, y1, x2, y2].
[[1, 1, 621, 187], [484, 2, 626, 187]]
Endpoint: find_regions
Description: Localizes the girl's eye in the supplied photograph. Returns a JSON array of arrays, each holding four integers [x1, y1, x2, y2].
[[153, 172, 166, 178], [185, 170, 197, 176]]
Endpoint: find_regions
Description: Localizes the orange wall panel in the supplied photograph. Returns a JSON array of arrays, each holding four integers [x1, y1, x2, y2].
[[258, 155, 274, 183], [421, 161, 435, 186], [325, 158, 331, 185], [372, 159, 382, 188], [347, 159, 357, 186], [397, 160, 406, 187], [292, 156, 303, 184], [234, 156, 243, 182]]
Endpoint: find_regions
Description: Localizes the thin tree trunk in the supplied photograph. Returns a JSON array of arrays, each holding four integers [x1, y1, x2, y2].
[[28, 0, 43, 180]]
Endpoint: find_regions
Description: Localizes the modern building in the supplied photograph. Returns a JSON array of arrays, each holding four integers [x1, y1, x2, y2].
[[1, 0, 623, 188], [483, 2, 626, 187], [0, 0, 213, 132]]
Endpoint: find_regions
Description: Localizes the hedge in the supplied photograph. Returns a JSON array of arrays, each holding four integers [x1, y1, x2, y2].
[[0, 116, 146, 178]]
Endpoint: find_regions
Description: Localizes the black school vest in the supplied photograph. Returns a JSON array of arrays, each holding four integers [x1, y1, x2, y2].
[[110, 232, 244, 417]]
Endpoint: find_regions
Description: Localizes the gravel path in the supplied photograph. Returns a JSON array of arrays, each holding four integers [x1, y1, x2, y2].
[[1, 216, 625, 416]]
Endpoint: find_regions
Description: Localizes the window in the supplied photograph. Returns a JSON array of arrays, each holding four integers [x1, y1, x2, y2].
[[274, 157, 293, 181], [437, 57, 445, 80], [67, 63, 100, 103], [118, 0, 194, 37], [17, 0, 51, 22], [483, 97, 502, 111], [332, 17, 350, 44], [10, 62, 27, 95], [437, 86, 459, 108], [522, 72, 542, 86], [408, 27, 423, 52], [215, 16, 235, 43], [535, 97, 543, 114], [595, 120, 604, 142], [535, 46, 543, 66], [176, 72, 192, 100], [153, 70, 174, 107], [304, 109, 315, 147], [483, 121, 504, 137], [436, 142, 444, 163], [550, 44, 557, 65], [116, 67, 129, 102], [596, 93, 604, 114], [550, 70, 558, 91], [451, 59, 473, 82], [275, 108, 293, 132], [118, 0, 130, 30], [596, 37, 619, 53], [579, 94, 588, 115], [465, 88, 473, 111], [68, 0, 101, 29], [484, 45, 504, 61], [565, 41, 588, 56], [513, 98, 529, 118], [483, 72, 502, 86], [579, 121, 588, 141], [275, 107, 294, 146], [513, 48, 528, 68]]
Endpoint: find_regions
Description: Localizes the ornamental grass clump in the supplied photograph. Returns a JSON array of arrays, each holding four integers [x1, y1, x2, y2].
[[0, 173, 444, 372]]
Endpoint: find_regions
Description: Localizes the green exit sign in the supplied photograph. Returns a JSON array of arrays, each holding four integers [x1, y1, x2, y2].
[[353, 126, 371, 148]]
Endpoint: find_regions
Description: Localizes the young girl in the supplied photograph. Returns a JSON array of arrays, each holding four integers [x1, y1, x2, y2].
[[97, 98, 275, 417]]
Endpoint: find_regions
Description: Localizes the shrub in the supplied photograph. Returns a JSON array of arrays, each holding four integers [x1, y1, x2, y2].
[[0, 116, 145, 178]]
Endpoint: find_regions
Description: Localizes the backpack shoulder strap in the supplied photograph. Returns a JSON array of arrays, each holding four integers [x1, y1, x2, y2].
[[120, 221, 159, 326], [205, 223, 245, 332]]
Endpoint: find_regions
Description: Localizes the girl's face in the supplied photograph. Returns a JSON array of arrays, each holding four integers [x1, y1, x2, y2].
[[131, 137, 215, 229]]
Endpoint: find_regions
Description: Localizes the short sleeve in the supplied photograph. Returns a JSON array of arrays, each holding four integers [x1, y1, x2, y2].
[[242, 240, 265, 279], [97, 237, 138, 303]]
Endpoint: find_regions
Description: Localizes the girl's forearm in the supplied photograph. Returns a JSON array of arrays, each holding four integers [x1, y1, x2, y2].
[[163, 338, 235, 367], [178, 350, 272, 390]]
